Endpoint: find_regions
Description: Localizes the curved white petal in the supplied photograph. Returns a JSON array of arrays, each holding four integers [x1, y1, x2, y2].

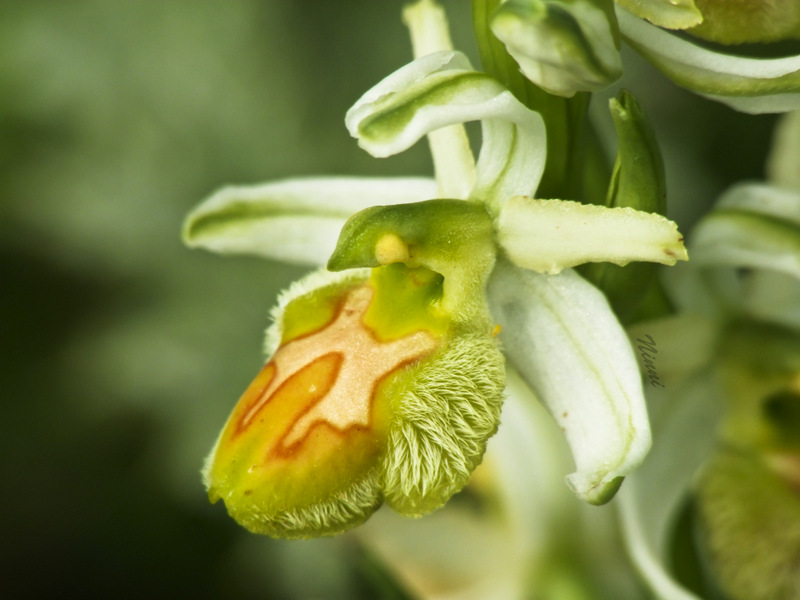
[[618, 7, 800, 114], [496, 197, 687, 274], [487, 259, 652, 504], [346, 50, 546, 211], [715, 182, 800, 226], [618, 373, 725, 600], [689, 205, 800, 280], [182, 177, 436, 266]]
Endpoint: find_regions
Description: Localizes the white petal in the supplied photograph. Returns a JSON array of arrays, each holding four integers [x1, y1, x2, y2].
[[618, 7, 800, 114], [715, 182, 800, 226], [497, 197, 687, 274], [618, 373, 725, 600], [346, 51, 546, 210], [487, 259, 652, 504], [690, 202, 800, 280], [182, 176, 436, 266]]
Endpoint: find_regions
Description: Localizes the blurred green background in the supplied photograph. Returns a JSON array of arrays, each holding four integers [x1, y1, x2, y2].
[[0, 1, 778, 598]]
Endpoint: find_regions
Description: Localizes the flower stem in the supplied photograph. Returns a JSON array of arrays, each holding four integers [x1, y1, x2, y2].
[[404, 0, 476, 199]]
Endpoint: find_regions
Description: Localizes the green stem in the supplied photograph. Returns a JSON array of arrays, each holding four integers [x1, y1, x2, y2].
[[471, 0, 592, 200]]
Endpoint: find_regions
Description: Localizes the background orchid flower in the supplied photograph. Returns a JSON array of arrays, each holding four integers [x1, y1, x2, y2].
[[481, 0, 800, 113], [184, 0, 687, 538], [619, 110, 800, 599]]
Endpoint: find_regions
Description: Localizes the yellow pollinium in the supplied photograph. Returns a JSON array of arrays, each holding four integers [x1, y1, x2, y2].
[[374, 232, 410, 265], [204, 265, 447, 537]]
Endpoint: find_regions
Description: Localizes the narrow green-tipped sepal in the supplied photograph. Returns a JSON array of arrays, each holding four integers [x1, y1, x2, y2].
[[182, 177, 436, 266], [491, 0, 622, 97], [497, 197, 687, 274]]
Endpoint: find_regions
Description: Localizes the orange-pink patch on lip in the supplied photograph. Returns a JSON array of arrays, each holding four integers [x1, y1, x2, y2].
[[228, 284, 438, 460]]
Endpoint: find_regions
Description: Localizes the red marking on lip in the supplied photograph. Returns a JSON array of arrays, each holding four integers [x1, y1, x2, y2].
[[272, 348, 436, 460], [232, 362, 277, 439], [223, 284, 439, 470]]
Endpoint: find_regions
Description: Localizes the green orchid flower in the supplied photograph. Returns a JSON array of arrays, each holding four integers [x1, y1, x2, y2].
[[483, 0, 800, 112], [619, 111, 800, 599], [184, 0, 687, 539]]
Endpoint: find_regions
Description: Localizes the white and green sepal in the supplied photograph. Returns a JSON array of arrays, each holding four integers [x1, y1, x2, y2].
[[345, 50, 547, 212], [182, 176, 436, 266], [615, 0, 701, 30], [490, 0, 622, 97], [690, 183, 800, 280], [488, 259, 652, 504]]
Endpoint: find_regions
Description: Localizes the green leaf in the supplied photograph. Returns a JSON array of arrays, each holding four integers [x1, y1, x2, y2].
[[579, 89, 671, 323]]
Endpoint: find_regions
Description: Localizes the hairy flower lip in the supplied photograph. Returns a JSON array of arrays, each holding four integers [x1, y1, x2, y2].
[[202, 265, 506, 538]]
